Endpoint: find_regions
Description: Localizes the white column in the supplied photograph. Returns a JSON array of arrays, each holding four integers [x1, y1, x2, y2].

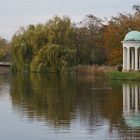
[[135, 85, 138, 112], [127, 47, 130, 70], [131, 49, 135, 70], [135, 48, 138, 71], [123, 47, 126, 70]]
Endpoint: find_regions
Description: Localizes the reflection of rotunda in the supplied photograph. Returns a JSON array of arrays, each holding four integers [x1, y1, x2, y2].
[[123, 84, 140, 128], [122, 31, 140, 71]]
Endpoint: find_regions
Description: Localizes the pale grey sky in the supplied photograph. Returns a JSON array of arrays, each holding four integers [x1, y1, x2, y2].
[[0, 0, 139, 40]]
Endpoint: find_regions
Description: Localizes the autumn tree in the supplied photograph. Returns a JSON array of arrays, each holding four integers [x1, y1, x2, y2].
[[103, 9, 140, 65], [74, 15, 105, 65]]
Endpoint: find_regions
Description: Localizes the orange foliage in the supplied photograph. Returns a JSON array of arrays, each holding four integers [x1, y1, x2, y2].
[[103, 12, 140, 65]]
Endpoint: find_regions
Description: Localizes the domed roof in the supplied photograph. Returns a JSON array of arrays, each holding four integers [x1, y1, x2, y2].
[[124, 31, 140, 41]]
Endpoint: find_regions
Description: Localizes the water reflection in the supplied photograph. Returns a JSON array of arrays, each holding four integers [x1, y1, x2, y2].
[[123, 84, 140, 128], [10, 74, 110, 131], [5, 72, 140, 139], [0, 71, 11, 98], [10, 73, 77, 128]]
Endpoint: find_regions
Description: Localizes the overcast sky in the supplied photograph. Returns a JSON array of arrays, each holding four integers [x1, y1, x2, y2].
[[0, 0, 139, 40]]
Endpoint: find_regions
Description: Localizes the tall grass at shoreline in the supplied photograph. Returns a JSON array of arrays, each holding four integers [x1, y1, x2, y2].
[[72, 65, 115, 79], [73, 65, 140, 81]]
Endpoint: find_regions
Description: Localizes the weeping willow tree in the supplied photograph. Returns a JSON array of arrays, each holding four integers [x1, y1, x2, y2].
[[12, 16, 77, 72], [30, 44, 76, 72], [12, 34, 33, 71]]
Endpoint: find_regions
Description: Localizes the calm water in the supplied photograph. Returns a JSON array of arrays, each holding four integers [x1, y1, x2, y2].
[[0, 71, 140, 139]]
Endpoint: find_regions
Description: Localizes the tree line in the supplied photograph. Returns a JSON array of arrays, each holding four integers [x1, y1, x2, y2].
[[1, 5, 140, 72]]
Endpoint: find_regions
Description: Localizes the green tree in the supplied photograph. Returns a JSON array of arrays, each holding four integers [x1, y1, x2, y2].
[[0, 38, 11, 62], [12, 33, 33, 71], [30, 44, 76, 72], [46, 16, 75, 48]]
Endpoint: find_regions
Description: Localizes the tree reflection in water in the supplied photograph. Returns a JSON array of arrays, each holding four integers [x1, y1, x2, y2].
[[10, 73, 77, 128], [8, 73, 140, 139]]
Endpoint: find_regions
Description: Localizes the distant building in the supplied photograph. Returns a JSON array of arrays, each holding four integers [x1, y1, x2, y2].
[[122, 31, 140, 71]]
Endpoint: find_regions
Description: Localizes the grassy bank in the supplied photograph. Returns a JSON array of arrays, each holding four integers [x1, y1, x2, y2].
[[73, 65, 140, 81], [107, 71, 140, 81]]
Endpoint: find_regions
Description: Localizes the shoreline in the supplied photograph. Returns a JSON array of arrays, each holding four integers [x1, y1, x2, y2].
[[11, 65, 140, 81], [72, 66, 140, 81]]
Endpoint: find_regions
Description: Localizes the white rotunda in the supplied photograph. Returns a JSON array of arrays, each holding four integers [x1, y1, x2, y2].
[[122, 31, 140, 72]]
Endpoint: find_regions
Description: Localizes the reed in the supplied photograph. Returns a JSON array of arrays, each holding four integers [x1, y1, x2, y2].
[[72, 65, 115, 79], [72, 65, 140, 81]]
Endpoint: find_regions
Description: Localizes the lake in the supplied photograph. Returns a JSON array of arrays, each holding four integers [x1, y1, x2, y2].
[[0, 71, 140, 140]]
